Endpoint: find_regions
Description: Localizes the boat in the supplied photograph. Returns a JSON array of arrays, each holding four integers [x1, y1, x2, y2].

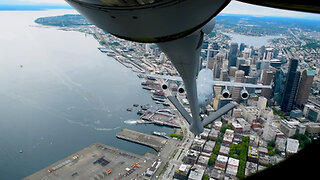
[[133, 104, 139, 107], [141, 104, 151, 110], [137, 110, 145, 115], [152, 131, 169, 139], [19, 150, 23, 153], [127, 108, 133, 111]]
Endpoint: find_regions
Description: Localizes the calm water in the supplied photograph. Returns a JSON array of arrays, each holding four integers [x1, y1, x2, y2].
[[0, 10, 172, 180], [224, 32, 283, 47]]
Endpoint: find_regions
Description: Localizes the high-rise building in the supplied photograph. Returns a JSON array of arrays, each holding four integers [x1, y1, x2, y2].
[[259, 46, 266, 60], [296, 69, 316, 108], [281, 59, 300, 112], [242, 48, 252, 59], [273, 67, 287, 105], [244, 76, 257, 94], [260, 60, 270, 70], [202, 41, 209, 49], [239, 64, 251, 76], [213, 53, 224, 79], [237, 57, 247, 68], [263, 47, 274, 60], [228, 43, 238, 68], [240, 43, 246, 52], [229, 66, 237, 77], [220, 69, 229, 81], [232, 70, 245, 101], [261, 70, 274, 100], [257, 96, 267, 111]]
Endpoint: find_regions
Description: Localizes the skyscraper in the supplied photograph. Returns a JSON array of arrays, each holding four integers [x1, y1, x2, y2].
[[232, 70, 245, 101], [220, 69, 229, 81], [228, 43, 238, 68], [261, 70, 274, 100], [296, 69, 316, 108], [213, 53, 224, 78], [281, 59, 300, 112], [273, 67, 287, 105], [244, 76, 257, 94], [239, 64, 251, 76]]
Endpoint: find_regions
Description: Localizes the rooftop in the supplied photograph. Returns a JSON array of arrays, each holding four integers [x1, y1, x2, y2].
[[286, 138, 299, 154]]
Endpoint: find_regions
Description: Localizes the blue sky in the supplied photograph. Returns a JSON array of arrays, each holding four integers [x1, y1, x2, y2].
[[1, 0, 320, 19]]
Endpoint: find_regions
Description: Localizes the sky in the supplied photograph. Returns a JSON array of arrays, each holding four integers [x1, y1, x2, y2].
[[1, 0, 320, 19]]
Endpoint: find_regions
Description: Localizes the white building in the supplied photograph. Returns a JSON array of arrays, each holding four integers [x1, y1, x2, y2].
[[286, 138, 299, 155], [188, 164, 205, 180], [257, 96, 267, 111], [226, 158, 239, 177]]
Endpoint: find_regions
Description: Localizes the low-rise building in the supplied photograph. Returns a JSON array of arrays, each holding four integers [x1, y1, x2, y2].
[[247, 146, 259, 163], [174, 164, 192, 180], [242, 106, 260, 123], [208, 129, 219, 141], [226, 158, 239, 177], [203, 141, 216, 153], [275, 137, 286, 152], [183, 150, 200, 165], [237, 118, 251, 132], [286, 138, 299, 155], [200, 128, 210, 140], [231, 121, 243, 133], [306, 122, 320, 135], [191, 138, 206, 152], [233, 108, 242, 118], [219, 146, 230, 156], [245, 162, 258, 177], [223, 129, 234, 144], [210, 168, 225, 180], [249, 135, 259, 147], [279, 120, 296, 137], [259, 154, 272, 165], [197, 155, 209, 167], [258, 146, 268, 155], [200, 151, 211, 158], [188, 164, 205, 180], [214, 155, 228, 171], [214, 121, 223, 131]]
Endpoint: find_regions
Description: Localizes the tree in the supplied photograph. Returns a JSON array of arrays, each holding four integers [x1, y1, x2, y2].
[[291, 134, 311, 148], [220, 125, 232, 133], [202, 174, 210, 180], [268, 140, 276, 148], [236, 136, 249, 179], [208, 154, 216, 166], [213, 143, 221, 155]]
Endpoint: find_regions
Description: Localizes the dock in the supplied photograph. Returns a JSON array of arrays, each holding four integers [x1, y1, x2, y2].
[[116, 128, 167, 152], [24, 143, 158, 180]]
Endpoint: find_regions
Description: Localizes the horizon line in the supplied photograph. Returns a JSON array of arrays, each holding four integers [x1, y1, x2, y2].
[[0, 4, 319, 20]]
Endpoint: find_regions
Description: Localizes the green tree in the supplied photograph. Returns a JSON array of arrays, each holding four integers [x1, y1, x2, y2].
[[268, 140, 275, 148], [220, 125, 232, 133], [291, 134, 311, 148], [213, 144, 221, 155], [202, 174, 210, 180], [236, 136, 249, 179], [208, 154, 216, 166]]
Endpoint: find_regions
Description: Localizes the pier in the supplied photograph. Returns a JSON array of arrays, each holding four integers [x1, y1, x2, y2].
[[116, 128, 167, 152]]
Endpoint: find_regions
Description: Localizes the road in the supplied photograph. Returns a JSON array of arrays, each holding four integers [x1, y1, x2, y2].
[[158, 88, 195, 180]]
